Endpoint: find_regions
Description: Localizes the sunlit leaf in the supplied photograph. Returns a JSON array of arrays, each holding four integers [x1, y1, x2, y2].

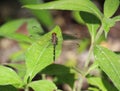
[[20, 0, 54, 27], [88, 77, 118, 91], [0, 19, 25, 34], [104, 0, 120, 18], [79, 11, 101, 39], [102, 17, 115, 37], [41, 64, 75, 88], [23, 0, 103, 20], [72, 11, 86, 25], [113, 15, 120, 22], [24, 26, 63, 83], [28, 80, 57, 91], [6, 63, 26, 78], [0, 18, 43, 43], [27, 18, 44, 40], [94, 45, 120, 90], [0, 65, 23, 88]]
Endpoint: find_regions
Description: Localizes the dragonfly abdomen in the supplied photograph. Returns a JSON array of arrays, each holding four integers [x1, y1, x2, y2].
[[52, 32, 58, 61]]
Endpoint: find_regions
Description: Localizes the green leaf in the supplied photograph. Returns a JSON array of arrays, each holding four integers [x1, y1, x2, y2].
[[4, 33, 32, 43], [72, 11, 101, 40], [24, 26, 63, 83], [113, 15, 120, 22], [56, 73, 75, 88], [0, 19, 25, 34], [88, 87, 100, 91], [0, 18, 43, 43], [32, 10, 54, 28], [102, 17, 115, 37], [20, 0, 54, 27], [86, 61, 98, 75], [27, 18, 44, 40], [6, 63, 26, 78], [88, 77, 118, 91], [87, 21, 100, 40], [28, 80, 57, 91], [72, 11, 86, 25], [104, 0, 120, 18], [41, 64, 70, 75], [10, 50, 25, 62], [0, 65, 23, 88], [73, 11, 101, 38], [23, 0, 103, 20], [79, 11, 101, 39], [88, 77, 108, 91], [0, 85, 18, 91], [94, 45, 120, 90], [41, 64, 75, 88]]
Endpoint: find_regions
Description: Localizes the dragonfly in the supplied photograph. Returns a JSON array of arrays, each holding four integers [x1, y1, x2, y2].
[[25, 26, 80, 82], [29, 26, 63, 61], [25, 26, 63, 82], [32, 26, 63, 61], [30, 26, 80, 61], [52, 32, 58, 61]]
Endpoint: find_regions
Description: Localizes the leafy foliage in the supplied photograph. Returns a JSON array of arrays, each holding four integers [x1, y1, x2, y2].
[[23, 0, 103, 20], [104, 0, 119, 18], [0, 66, 23, 88], [0, 0, 120, 91], [88, 77, 118, 91], [24, 26, 63, 83], [94, 45, 120, 90], [28, 80, 57, 91], [20, 0, 54, 28]]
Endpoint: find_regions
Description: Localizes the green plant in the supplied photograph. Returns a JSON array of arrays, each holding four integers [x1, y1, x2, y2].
[[0, 19, 62, 91], [0, 0, 120, 91], [23, 0, 120, 91]]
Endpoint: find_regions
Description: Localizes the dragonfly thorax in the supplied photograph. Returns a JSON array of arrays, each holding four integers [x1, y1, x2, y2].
[[52, 32, 58, 45]]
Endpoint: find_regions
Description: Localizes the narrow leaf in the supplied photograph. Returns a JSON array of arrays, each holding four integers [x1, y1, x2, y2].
[[0, 18, 42, 43], [20, 0, 54, 27], [28, 80, 57, 91], [80, 11, 100, 39], [88, 77, 118, 91], [27, 18, 44, 37], [113, 15, 120, 22], [104, 0, 120, 18], [23, 0, 103, 20], [88, 77, 108, 91], [102, 17, 115, 37], [94, 45, 120, 90], [6, 63, 26, 78], [4, 33, 32, 43], [24, 26, 63, 83], [73, 11, 101, 39], [0, 19, 25, 34], [0, 65, 23, 88], [72, 11, 86, 25]]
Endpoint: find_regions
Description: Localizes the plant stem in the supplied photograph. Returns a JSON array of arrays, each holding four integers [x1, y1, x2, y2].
[[25, 86, 29, 91], [77, 77, 83, 91], [84, 25, 103, 68], [95, 25, 104, 42], [42, 74, 46, 80], [84, 42, 94, 68], [72, 67, 83, 91]]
